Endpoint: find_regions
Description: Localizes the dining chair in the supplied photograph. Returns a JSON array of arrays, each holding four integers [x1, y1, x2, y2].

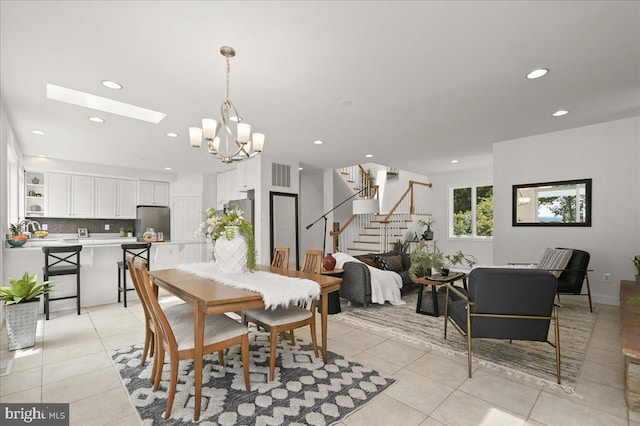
[[126, 255, 191, 369], [301, 249, 323, 274], [130, 259, 251, 418], [242, 249, 321, 381], [118, 243, 151, 307], [271, 246, 290, 269]]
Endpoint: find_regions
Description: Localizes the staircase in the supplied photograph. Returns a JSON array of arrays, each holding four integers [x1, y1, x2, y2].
[[347, 213, 413, 254]]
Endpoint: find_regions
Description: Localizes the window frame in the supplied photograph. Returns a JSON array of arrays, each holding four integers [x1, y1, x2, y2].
[[448, 182, 493, 240]]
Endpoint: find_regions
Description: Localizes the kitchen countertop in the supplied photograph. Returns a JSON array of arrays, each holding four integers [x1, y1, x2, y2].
[[4, 234, 206, 250]]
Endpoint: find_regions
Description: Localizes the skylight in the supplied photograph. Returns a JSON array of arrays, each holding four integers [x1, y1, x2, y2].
[[46, 84, 166, 124]]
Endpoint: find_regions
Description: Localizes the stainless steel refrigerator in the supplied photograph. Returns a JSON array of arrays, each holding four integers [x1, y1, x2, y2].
[[136, 206, 171, 241]]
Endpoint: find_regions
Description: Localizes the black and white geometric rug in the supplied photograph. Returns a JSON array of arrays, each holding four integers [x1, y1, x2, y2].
[[112, 331, 394, 425]]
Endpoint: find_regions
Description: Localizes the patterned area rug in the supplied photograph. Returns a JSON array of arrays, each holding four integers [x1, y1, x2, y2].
[[335, 292, 597, 391], [112, 331, 394, 425]]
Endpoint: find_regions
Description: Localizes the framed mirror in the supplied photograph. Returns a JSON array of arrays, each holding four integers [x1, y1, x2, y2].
[[270, 191, 300, 270], [512, 178, 592, 226]]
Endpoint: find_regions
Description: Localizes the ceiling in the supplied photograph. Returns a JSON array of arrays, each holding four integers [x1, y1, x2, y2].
[[1, 1, 639, 176]]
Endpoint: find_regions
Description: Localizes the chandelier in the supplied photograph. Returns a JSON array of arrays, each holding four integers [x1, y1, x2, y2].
[[189, 46, 265, 163]]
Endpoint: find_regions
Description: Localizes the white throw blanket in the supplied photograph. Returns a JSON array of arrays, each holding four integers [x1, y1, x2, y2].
[[332, 252, 405, 306], [177, 262, 320, 310]]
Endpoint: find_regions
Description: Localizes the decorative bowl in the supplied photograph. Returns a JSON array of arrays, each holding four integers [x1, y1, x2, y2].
[[34, 230, 49, 238], [7, 239, 26, 248]]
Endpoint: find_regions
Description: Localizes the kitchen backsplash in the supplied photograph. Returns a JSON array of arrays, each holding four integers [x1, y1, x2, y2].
[[31, 218, 135, 235]]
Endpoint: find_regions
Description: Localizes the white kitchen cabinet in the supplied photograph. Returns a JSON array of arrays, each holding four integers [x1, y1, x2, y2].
[[45, 173, 95, 217], [117, 179, 137, 218], [71, 175, 95, 217], [138, 180, 169, 206], [95, 177, 117, 217], [46, 173, 71, 217], [95, 178, 137, 218]]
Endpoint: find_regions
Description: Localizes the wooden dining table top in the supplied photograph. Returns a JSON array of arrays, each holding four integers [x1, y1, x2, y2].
[[149, 265, 342, 310]]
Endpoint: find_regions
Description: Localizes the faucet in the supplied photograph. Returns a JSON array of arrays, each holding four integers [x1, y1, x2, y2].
[[24, 220, 41, 237]]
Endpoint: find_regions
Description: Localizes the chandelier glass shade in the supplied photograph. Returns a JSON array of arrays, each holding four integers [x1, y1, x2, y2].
[[189, 46, 264, 163]]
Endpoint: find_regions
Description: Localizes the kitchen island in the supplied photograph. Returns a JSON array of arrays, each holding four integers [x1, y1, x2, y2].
[[3, 235, 205, 313]]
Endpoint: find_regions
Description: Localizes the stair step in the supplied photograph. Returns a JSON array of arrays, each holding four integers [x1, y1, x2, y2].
[[346, 247, 376, 253], [340, 172, 349, 175], [359, 233, 380, 237], [347, 180, 355, 183], [352, 240, 380, 245]]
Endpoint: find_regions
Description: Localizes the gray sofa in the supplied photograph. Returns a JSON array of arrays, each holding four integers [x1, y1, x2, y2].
[[338, 251, 417, 307]]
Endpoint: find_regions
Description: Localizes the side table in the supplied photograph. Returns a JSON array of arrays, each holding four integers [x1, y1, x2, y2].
[[414, 272, 467, 317], [319, 269, 343, 314]]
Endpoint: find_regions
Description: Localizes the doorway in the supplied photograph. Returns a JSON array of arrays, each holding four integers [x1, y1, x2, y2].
[[270, 192, 299, 270]]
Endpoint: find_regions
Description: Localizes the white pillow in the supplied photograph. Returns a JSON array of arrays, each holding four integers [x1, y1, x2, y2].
[[538, 248, 573, 278]]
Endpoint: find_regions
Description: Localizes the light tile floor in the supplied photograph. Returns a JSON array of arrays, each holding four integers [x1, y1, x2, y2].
[[1, 294, 637, 426]]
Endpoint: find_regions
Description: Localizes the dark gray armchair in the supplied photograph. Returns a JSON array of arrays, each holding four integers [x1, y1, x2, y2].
[[444, 268, 561, 384], [555, 248, 592, 312]]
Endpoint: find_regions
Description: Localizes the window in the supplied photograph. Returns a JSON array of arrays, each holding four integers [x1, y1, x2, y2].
[[451, 184, 493, 238]]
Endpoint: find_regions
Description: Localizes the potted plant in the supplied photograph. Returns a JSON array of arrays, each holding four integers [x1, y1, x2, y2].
[[126, 227, 135, 238], [7, 221, 28, 248], [197, 203, 257, 272], [418, 218, 434, 241], [409, 242, 443, 279], [392, 239, 410, 255], [633, 255, 640, 285], [0, 272, 54, 350]]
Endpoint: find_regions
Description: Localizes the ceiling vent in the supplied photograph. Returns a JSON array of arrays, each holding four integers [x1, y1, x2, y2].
[[272, 163, 291, 188]]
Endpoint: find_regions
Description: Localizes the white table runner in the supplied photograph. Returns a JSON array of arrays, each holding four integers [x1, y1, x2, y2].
[[177, 262, 320, 309]]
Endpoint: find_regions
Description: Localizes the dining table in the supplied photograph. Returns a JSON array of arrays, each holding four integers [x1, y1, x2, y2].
[[148, 264, 342, 421]]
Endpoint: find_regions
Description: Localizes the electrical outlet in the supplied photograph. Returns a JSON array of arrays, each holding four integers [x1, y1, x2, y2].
[[105, 224, 110, 231], [42, 224, 48, 230], [603, 273, 611, 282]]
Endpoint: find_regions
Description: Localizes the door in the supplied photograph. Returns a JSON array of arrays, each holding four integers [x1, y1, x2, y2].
[[270, 192, 299, 270], [172, 195, 204, 263]]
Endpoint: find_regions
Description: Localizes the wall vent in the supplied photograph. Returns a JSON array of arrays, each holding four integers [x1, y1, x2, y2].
[[272, 163, 291, 188]]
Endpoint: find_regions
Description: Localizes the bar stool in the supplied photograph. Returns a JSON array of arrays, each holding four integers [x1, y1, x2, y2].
[[42, 245, 83, 320], [118, 243, 151, 307]]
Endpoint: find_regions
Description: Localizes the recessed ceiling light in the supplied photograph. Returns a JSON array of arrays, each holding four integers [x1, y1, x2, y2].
[[552, 110, 569, 117], [36, 154, 47, 158], [365, 154, 374, 158], [526, 68, 549, 79], [298, 167, 303, 171], [313, 140, 324, 145], [166, 132, 179, 138], [31, 130, 46, 135], [230, 116, 242, 122], [47, 84, 166, 124], [450, 159, 459, 164], [101, 80, 123, 90], [88, 116, 105, 123], [164, 167, 172, 171]]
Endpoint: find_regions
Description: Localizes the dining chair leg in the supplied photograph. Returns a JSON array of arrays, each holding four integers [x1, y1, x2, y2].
[[165, 356, 179, 419], [153, 348, 165, 391], [242, 334, 250, 391], [141, 327, 152, 365], [310, 321, 319, 358], [269, 328, 278, 381]]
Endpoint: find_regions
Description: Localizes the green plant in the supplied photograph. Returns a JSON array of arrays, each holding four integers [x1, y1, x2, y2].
[[0, 272, 53, 305], [418, 218, 434, 228], [409, 243, 443, 279], [392, 239, 410, 255], [197, 203, 257, 271], [627, 297, 640, 307], [633, 255, 640, 275], [9, 220, 26, 237], [442, 250, 477, 269], [125, 227, 135, 234]]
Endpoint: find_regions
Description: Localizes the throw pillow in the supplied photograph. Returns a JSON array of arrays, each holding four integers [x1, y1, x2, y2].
[[538, 248, 573, 278], [359, 257, 380, 268], [375, 254, 403, 271]]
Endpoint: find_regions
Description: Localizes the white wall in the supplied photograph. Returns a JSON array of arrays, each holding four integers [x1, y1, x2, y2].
[[428, 166, 494, 267], [493, 116, 640, 306], [300, 170, 324, 257]]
